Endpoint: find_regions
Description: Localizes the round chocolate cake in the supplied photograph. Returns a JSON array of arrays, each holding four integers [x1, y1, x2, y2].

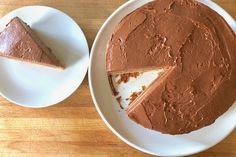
[[106, 0, 236, 134]]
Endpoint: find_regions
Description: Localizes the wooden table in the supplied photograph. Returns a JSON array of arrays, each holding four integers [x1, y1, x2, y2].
[[0, 0, 235, 156]]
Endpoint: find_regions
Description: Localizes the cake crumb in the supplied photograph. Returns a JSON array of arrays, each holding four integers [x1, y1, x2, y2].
[[116, 96, 124, 109], [142, 85, 146, 91], [117, 72, 140, 84], [116, 96, 121, 104], [129, 91, 142, 103], [108, 75, 119, 96], [128, 86, 147, 105]]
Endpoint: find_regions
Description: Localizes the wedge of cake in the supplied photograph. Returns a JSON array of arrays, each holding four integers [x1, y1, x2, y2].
[[106, 0, 236, 134], [0, 17, 63, 69]]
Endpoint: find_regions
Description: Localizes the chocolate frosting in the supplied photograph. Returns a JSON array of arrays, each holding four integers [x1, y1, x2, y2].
[[0, 17, 63, 69], [106, 0, 236, 134]]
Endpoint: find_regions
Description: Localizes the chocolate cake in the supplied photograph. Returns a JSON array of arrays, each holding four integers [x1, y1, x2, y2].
[[106, 0, 236, 134], [0, 17, 63, 69]]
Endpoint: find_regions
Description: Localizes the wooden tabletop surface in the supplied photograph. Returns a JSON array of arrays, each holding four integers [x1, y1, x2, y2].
[[0, 0, 235, 156]]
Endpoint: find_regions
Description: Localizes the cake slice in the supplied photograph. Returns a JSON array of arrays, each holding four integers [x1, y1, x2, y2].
[[0, 17, 63, 69]]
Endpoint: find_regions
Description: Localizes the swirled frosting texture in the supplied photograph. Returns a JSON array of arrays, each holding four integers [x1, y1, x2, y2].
[[106, 0, 236, 134]]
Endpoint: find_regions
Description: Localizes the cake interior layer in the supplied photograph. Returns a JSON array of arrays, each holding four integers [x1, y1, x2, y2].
[[108, 66, 170, 75], [0, 53, 63, 70]]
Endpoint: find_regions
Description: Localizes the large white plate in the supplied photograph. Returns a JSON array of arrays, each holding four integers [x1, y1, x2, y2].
[[0, 6, 89, 108], [89, 0, 236, 156]]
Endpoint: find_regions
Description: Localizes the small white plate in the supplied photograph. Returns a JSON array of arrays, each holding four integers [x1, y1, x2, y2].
[[89, 0, 236, 156], [0, 6, 89, 108]]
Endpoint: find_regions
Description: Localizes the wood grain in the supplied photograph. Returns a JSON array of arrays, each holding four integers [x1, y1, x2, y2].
[[0, 0, 235, 156]]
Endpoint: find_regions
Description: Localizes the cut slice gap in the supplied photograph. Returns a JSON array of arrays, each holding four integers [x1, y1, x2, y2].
[[126, 67, 175, 114], [109, 69, 164, 110]]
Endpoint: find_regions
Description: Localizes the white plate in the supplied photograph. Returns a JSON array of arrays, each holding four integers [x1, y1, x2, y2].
[[0, 6, 89, 108], [89, 0, 236, 156]]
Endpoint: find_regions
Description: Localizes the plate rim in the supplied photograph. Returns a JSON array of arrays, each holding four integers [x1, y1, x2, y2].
[[0, 5, 90, 108]]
